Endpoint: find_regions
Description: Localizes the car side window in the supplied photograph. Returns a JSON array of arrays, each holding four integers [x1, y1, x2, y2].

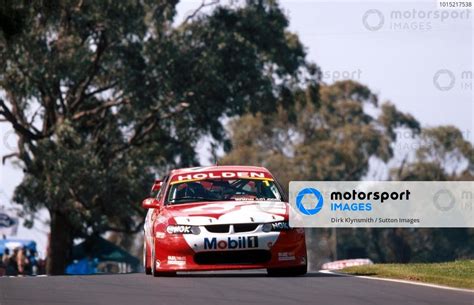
[[157, 175, 169, 201]]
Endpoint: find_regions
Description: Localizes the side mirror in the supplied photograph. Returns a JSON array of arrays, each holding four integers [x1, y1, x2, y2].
[[141, 198, 161, 209], [151, 179, 163, 192]]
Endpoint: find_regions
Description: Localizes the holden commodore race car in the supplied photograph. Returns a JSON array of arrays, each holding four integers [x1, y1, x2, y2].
[[142, 165, 307, 276]]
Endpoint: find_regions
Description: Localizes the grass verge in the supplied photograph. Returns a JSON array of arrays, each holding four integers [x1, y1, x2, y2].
[[340, 260, 474, 289]]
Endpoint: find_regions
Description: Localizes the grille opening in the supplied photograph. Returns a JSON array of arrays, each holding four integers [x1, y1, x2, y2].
[[194, 250, 271, 265], [205, 224, 230, 233], [234, 223, 259, 233]]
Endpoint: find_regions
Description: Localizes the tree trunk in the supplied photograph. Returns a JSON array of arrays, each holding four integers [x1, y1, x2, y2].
[[47, 210, 73, 275]]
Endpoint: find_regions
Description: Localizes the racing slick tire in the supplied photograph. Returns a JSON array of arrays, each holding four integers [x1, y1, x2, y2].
[[143, 242, 152, 275], [151, 240, 176, 277], [266, 265, 307, 277]]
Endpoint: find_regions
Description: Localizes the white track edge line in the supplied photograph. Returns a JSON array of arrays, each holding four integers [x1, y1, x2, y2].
[[318, 270, 474, 294]]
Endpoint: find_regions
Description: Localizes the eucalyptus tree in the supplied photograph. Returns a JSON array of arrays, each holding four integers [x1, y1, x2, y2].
[[0, 0, 315, 274]]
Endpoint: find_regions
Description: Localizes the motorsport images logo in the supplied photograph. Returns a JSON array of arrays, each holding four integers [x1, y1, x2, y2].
[[296, 188, 324, 215], [290, 181, 474, 228]]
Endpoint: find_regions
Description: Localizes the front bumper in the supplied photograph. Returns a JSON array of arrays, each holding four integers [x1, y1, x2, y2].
[[152, 228, 307, 271]]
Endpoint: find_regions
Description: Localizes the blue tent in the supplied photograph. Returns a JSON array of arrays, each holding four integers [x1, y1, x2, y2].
[[0, 239, 37, 255], [66, 257, 98, 275], [66, 236, 140, 274]]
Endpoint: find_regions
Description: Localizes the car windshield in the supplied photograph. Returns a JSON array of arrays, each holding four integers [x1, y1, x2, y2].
[[167, 178, 283, 204]]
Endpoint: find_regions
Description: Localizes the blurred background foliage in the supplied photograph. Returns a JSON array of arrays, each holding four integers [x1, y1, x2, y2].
[[221, 81, 474, 268], [0, 0, 472, 273]]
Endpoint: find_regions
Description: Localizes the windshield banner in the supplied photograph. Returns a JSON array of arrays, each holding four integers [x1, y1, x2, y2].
[[289, 181, 473, 227], [170, 171, 273, 184]]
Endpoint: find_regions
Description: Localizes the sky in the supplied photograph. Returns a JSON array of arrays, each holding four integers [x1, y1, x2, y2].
[[0, 0, 472, 255]]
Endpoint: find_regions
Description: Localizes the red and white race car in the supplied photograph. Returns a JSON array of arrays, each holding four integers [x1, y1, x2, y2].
[[142, 165, 307, 276]]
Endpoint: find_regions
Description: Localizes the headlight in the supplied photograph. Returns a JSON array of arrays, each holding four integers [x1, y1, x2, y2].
[[262, 223, 272, 232], [262, 221, 290, 232], [166, 225, 201, 235]]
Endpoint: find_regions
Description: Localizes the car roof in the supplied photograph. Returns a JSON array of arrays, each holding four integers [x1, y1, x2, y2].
[[169, 165, 271, 176]]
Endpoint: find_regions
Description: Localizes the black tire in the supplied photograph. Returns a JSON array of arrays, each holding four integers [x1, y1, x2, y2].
[[267, 265, 307, 277], [143, 242, 152, 275], [151, 241, 176, 277]]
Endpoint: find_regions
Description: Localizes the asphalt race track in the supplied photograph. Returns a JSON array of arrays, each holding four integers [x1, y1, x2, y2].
[[0, 271, 472, 305]]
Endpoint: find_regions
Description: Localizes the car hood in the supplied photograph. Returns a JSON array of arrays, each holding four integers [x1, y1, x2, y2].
[[165, 200, 288, 225]]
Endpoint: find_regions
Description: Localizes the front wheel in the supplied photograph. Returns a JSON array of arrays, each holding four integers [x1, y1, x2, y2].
[[267, 265, 307, 277], [143, 241, 151, 275]]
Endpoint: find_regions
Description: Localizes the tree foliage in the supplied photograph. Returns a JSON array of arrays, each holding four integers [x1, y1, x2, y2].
[[0, 0, 315, 274], [394, 126, 474, 180], [222, 80, 473, 265], [221, 81, 421, 188], [1, 0, 471, 272]]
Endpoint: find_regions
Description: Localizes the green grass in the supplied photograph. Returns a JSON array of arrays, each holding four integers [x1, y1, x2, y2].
[[340, 260, 474, 289]]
